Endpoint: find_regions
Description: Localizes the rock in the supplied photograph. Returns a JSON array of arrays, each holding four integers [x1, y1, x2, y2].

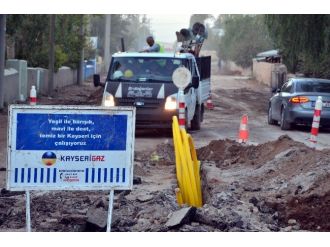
[[275, 148, 295, 159], [268, 224, 280, 231], [86, 207, 108, 231], [194, 206, 228, 231], [45, 218, 58, 223], [251, 206, 259, 213], [133, 177, 142, 185], [137, 194, 154, 203], [165, 207, 196, 229], [95, 198, 107, 208], [249, 196, 259, 206], [288, 219, 297, 225], [283, 226, 293, 231], [76, 208, 88, 215], [243, 185, 261, 192], [191, 222, 200, 227], [292, 224, 300, 231], [211, 192, 235, 207]]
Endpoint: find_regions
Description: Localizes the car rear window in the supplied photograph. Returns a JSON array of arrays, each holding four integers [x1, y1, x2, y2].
[[296, 80, 330, 93]]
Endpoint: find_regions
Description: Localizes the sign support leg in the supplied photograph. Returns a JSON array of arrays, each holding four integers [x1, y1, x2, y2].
[[25, 190, 31, 232], [106, 189, 114, 232]]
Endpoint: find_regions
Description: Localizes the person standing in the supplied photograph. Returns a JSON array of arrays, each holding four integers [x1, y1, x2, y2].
[[141, 36, 164, 53]]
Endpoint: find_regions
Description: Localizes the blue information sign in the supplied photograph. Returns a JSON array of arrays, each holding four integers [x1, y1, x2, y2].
[[16, 113, 127, 151], [7, 105, 135, 191]]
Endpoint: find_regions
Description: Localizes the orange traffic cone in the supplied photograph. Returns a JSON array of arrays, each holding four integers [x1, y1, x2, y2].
[[206, 94, 214, 110], [238, 114, 249, 143]]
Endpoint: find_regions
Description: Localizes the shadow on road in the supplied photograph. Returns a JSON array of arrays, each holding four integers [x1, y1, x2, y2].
[[293, 125, 330, 133], [135, 128, 173, 138]]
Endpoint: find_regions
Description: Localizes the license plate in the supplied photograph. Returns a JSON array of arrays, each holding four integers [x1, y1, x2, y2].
[[134, 101, 144, 106]]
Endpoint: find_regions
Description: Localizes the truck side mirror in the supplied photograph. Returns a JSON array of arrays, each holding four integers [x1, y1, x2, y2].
[[93, 74, 100, 87], [192, 76, 199, 89]]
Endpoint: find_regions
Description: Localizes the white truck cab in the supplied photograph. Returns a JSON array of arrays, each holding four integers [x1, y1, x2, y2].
[[94, 52, 211, 130]]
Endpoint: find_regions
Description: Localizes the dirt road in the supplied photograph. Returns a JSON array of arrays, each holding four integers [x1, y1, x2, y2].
[[0, 72, 330, 232], [135, 73, 330, 151]]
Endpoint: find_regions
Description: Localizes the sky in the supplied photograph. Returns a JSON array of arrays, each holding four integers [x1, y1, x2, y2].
[[147, 14, 191, 43], [147, 14, 220, 43]]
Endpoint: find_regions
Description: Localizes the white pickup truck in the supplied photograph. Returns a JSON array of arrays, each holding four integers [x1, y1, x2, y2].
[[94, 52, 211, 130]]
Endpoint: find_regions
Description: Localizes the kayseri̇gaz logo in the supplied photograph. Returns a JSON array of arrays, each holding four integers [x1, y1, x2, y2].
[[42, 152, 57, 166]]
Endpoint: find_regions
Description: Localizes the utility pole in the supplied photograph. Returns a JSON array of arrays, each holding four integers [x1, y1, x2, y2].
[[0, 15, 6, 109], [104, 14, 111, 73], [77, 15, 84, 86], [48, 14, 55, 97]]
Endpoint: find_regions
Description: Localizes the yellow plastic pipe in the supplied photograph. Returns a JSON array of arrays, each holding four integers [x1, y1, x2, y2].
[[173, 117, 191, 204], [188, 135, 202, 205], [181, 128, 200, 206]]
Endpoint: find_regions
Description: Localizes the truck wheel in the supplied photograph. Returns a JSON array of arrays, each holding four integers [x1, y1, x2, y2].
[[191, 104, 201, 130]]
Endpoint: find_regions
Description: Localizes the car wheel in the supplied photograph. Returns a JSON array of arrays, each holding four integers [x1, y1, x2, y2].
[[280, 107, 291, 130], [191, 104, 201, 130], [268, 104, 277, 125], [200, 103, 205, 123]]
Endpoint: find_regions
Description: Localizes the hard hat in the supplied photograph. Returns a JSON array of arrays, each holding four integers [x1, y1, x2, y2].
[[124, 69, 133, 78]]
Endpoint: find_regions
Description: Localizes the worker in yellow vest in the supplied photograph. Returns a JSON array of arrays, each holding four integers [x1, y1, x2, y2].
[[141, 36, 164, 53]]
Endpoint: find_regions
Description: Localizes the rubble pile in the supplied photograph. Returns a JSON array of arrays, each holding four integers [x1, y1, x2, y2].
[[0, 136, 329, 231], [198, 135, 330, 231]]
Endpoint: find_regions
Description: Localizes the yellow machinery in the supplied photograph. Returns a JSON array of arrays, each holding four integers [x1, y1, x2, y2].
[[172, 116, 202, 207]]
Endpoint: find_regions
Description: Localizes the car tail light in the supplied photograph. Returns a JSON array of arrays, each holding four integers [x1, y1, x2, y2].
[[289, 96, 310, 104]]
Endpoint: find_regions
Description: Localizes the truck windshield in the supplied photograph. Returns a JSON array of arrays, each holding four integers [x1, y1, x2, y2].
[[107, 57, 188, 82]]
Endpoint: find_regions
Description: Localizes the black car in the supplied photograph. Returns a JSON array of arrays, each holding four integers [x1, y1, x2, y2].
[[268, 78, 330, 130]]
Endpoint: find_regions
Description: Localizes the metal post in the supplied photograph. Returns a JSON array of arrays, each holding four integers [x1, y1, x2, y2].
[[77, 15, 84, 85], [178, 89, 185, 129], [0, 15, 6, 109], [106, 190, 114, 232], [25, 190, 31, 232], [48, 15, 55, 97], [104, 15, 111, 73]]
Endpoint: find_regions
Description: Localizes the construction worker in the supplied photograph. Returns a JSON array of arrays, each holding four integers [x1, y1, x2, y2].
[[141, 36, 164, 53]]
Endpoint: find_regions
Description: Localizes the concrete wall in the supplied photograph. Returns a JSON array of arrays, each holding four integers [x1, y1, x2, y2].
[[252, 59, 287, 89], [55, 66, 77, 89], [5, 58, 98, 104], [6, 59, 28, 100], [27, 66, 78, 96], [252, 60, 275, 86], [27, 68, 48, 95], [4, 68, 19, 104]]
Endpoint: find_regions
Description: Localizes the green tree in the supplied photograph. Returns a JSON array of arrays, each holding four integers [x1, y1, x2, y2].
[[218, 15, 273, 68], [265, 14, 330, 78], [6, 14, 89, 71]]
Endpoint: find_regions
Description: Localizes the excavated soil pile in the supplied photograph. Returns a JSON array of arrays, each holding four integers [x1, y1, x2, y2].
[[37, 82, 102, 106], [197, 135, 330, 231], [0, 137, 329, 232]]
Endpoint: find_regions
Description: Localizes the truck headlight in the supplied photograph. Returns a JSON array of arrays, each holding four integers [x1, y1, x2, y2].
[[165, 96, 177, 110], [102, 92, 115, 107]]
